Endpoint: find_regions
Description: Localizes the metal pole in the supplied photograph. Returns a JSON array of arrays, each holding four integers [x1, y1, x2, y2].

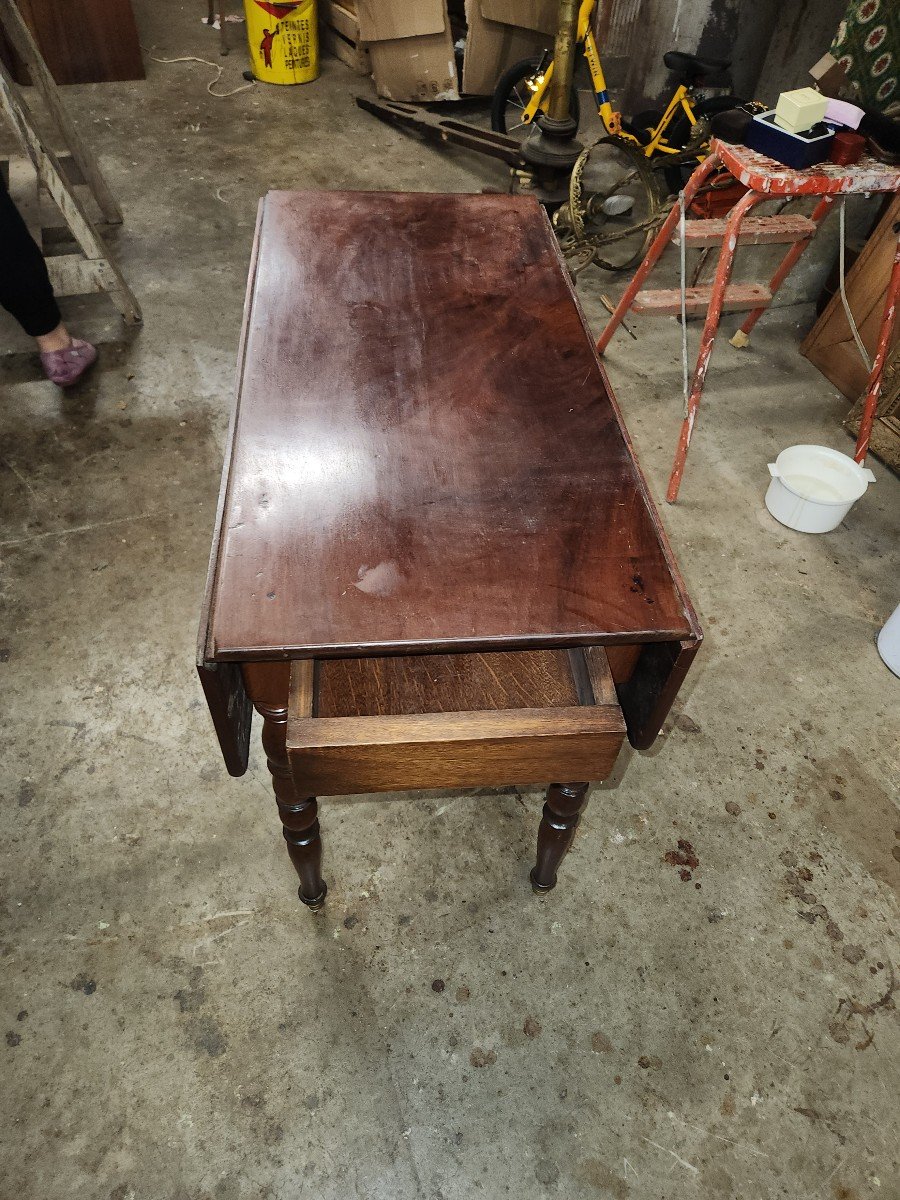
[[546, 0, 579, 122], [522, 0, 583, 173]]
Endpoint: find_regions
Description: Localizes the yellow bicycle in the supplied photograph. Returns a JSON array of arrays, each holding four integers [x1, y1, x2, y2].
[[491, 0, 740, 269]]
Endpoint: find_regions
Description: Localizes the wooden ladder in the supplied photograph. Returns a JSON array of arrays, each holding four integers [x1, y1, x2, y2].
[[596, 153, 838, 501], [0, 0, 141, 325], [630, 214, 818, 316]]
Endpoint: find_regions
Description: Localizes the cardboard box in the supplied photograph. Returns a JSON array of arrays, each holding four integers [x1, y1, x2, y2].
[[462, 0, 550, 95], [356, 0, 459, 101], [355, 0, 559, 102], [809, 52, 850, 100], [480, 0, 558, 36]]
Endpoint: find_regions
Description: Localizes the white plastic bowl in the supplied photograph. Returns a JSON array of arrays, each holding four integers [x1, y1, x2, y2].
[[765, 444, 876, 533], [877, 604, 900, 677]]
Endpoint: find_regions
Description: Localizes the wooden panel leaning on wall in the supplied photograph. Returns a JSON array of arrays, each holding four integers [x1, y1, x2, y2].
[[801, 195, 900, 402], [0, 0, 144, 85]]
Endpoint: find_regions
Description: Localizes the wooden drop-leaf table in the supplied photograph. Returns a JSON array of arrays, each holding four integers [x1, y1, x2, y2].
[[198, 190, 701, 910]]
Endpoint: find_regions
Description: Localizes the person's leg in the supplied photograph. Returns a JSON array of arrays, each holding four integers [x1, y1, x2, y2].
[[0, 176, 61, 338], [0, 177, 97, 385]]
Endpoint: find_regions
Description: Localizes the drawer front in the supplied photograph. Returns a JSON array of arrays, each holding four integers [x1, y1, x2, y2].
[[286, 650, 626, 796], [289, 708, 626, 795]]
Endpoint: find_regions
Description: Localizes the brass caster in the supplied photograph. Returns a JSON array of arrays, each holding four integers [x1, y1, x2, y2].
[[298, 884, 327, 911], [529, 869, 556, 894]]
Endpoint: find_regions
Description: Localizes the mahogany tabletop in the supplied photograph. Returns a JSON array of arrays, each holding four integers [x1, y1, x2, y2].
[[203, 190, 696, 662]]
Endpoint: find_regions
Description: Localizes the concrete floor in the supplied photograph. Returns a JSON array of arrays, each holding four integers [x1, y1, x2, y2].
[[2, 6, 899, 1198]]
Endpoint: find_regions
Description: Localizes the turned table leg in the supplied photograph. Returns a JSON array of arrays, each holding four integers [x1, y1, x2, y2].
[[243, 663, 327, 909], [530, 782, 590, 893]]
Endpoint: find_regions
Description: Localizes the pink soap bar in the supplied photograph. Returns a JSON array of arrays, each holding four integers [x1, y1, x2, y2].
[[825, 98, 864, 129]]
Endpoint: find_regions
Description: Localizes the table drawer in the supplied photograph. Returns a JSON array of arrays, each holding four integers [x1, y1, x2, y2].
[[286, 648, 626, 795]]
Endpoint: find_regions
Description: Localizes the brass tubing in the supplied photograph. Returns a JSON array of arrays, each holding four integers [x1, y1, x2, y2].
[[546, 0, 580, 122]]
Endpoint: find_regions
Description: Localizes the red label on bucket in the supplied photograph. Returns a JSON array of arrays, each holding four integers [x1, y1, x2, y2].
[[252, 1, 300, 16]]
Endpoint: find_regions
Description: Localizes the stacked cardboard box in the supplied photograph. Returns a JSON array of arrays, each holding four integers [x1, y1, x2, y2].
[[351, 0, 558, 102]]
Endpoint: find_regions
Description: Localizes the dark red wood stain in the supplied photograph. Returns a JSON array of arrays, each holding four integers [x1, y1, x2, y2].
[[206, 190, 695, 661]]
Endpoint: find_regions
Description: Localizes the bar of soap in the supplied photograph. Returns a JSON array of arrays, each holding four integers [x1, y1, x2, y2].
[[774, 87, 828, 134], [824, 98, 865, 129]]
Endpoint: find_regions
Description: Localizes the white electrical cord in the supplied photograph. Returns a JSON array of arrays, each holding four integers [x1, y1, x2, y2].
[[838, 197, 872, 372], [147, 52, 254, 98], [679, 190, 689, 415]]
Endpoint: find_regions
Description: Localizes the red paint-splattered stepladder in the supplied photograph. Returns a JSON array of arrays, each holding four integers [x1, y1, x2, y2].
[[595, 139, 900, 503]]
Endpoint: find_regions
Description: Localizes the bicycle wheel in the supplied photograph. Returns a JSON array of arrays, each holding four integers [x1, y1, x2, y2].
[[491, 56, 580, 142], [568, 136, 663, 272], [657, 94, 743, 194]]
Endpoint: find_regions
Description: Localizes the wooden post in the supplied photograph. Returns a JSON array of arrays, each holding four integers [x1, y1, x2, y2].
[[0, 56, 141, 323], [0, 0, 123, 224]]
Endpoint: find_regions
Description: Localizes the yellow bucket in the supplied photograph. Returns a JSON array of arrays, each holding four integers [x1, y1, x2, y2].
[[243, 0, 318, 85]]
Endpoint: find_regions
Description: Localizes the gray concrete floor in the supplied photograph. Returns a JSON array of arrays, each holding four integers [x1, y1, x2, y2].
[[2, 6, 899, 1198]]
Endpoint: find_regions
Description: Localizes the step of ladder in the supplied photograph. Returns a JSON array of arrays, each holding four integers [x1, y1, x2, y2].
[[631, 284, 773, 316], [672, 215, 817, 248]]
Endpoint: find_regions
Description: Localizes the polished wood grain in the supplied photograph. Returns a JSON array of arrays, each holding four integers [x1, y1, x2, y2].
[[196, 658, 252, 778], [604, 643, 642, 685], [285, 648, 624, 899], [584, 646, 619, 706], [3, 0, 144, 85], [289, 658, 315, 718], [287, 650, 625, 796], [243, 661, 326, 908], [617, 637, 701, 751], [288, 707, 625, 796], [205, 190, 695, 662], [316, 649, 580, 717], [531, 782, 590, 892]]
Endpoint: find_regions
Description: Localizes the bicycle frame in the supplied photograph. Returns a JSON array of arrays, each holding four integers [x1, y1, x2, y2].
[[518, 0, 699, 156]]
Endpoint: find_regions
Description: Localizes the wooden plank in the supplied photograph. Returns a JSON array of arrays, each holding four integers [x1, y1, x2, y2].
[[0, 0, 123, 222], [289, 659, 315, 719], [617, 637, 701, 750], [583, 646, 617, 706], [6, 0, 144, 86], [672, 215, 817, 247], [801, 195, 900, 399], [44, 252, 116, 295], [320, 0, 361, 43], [206, 191, 695, 661], [717, 140, 900, 198], [320, 23, 370, 74], [316, 650, 580, 718], [197, 659, 253, 777], [604, 643, 641, 685], [632, 284, 772, 315], [287, 707, 626, 795], [0, 56, 140, 322]]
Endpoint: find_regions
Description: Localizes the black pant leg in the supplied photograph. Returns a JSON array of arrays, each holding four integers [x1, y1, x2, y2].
[[0, 175, 61, 338]]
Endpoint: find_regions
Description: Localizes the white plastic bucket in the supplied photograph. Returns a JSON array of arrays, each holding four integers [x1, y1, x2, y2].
[[765, 444, 876, 533], [877, 604, 900, 677]]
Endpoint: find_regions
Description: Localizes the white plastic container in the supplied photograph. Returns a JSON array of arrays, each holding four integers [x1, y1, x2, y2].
[[877, 604, 900, 677], [765, 444, 876, 533]]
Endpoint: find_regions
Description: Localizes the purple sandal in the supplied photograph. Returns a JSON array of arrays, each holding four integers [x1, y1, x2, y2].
[[40, 338, 98, 387]]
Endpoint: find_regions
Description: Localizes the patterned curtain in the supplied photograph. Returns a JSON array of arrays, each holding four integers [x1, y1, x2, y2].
[[830, 0, 900, 111]]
